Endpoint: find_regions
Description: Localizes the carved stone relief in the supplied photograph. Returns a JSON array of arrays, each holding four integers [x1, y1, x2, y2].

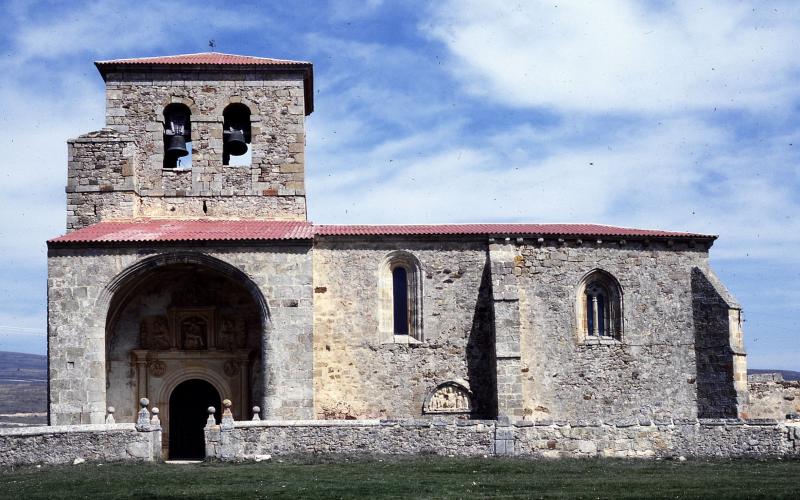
[[149, 360, 167, 377], [140, 316, 171, 350], [223, 360, 240, 377], [219, 316, 246, 351], [180, 316, 208, 350], [423, 381, 473, 414]]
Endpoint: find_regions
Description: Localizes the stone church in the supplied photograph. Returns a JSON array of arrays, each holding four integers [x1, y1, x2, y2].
[[46, 53, 748, 459]]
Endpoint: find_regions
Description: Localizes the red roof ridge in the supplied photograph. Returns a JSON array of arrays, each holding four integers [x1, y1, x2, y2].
[[313, 222, 714, 238], [47, 219, 715, 245], [95, 52, 311, 66], [315, 221, 682, 228], [48, 219, 314, 244]]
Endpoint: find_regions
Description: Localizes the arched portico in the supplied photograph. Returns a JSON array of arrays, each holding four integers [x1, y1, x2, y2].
[[99, 252, 270, 434]]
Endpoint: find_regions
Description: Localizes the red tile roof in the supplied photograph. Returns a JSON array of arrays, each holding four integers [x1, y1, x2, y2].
[[48, 220, 714, 245], [49, 220, 314, 244], [313, 223, 713, 239], [95, 52, 311, 67]]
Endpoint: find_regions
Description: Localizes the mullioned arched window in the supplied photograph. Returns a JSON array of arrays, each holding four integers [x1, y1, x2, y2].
[[576, 269, 623, 342]]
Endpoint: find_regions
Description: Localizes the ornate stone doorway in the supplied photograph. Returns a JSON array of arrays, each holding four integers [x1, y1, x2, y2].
[[169, 379, 220, 459]]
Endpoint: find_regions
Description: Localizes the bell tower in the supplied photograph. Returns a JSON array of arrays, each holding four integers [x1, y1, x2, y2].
[[65, 52, 313, 231]]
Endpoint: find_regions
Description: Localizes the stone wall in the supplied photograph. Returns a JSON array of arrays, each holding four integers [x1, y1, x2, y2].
[[691, 267, 747, 417], [66, 68, 308, 230], [513, 419, 796, 458], [510, 239, 744, 422], [47, 244, 314, 425], [310, 237, 745, 423], [206, 419, 496, 459], [0, 423, 160, 466], [488, 242, 523, 419], [205, 417, 800, 460], [44, 236, 747, 427], [748, 378, 800, 420], [66, 129, 138, 230], [311, 239, 496, 420]]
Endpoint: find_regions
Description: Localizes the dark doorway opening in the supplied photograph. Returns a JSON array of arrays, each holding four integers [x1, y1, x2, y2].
[[169, 379, 221, 459]]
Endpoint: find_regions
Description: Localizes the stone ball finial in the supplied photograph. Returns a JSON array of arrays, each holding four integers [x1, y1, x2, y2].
[[151, 407, 160, 416], [139, 398, 150, 408], [207, 406, 216, 415], [107, 406, 115, 414], [223, 399, 232, 409], [252, 406, 260, 414]]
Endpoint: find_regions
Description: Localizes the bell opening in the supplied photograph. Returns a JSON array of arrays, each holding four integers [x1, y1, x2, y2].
[[163, 103, 193, 169], [223, 103, 251, 166]]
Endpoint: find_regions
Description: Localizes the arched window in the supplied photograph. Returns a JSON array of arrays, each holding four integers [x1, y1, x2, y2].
[[222, 103, 251, 166], [392, 266, 409, 335], [576, 270, 622, 341], [163, 103, 192, 169], [379, 251, 423, 343]]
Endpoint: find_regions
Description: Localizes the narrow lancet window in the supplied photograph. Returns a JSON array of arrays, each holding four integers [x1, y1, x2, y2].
[[379, 251, 423, 343], [393, 266, 409, 335]]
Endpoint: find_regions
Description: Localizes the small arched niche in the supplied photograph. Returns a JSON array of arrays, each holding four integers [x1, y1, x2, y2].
[[222, 103, 252, 166]]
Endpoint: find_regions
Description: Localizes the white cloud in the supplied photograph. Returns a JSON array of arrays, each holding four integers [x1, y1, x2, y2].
[[424, 0, 800, 113], [10, 0, 263, 64], [304, 33, 451, 128], [0, 73, 103, 266], [309, 115, 800, 262]]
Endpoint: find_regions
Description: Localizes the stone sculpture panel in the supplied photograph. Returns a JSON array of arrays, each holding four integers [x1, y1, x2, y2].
[[424, 382, 472, 414], [140, 316, 171, 350], [181, 316, 208, 350]]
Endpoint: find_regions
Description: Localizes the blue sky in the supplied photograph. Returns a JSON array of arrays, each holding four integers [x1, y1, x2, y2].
[[0, 0, 798, 370]]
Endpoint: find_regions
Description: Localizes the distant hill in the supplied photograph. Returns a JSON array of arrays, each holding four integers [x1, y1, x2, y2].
[[748, 369, 800, 381], [0, 351, 46, 383], [0, 351, 47, 424]]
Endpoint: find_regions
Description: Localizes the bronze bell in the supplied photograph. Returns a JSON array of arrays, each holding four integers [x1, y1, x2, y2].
[[165, 134, 189, 158], [223, 129, 248, 156]]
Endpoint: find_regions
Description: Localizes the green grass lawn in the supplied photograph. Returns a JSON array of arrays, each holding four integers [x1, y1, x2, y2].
[[1, 456, 798, 499]]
